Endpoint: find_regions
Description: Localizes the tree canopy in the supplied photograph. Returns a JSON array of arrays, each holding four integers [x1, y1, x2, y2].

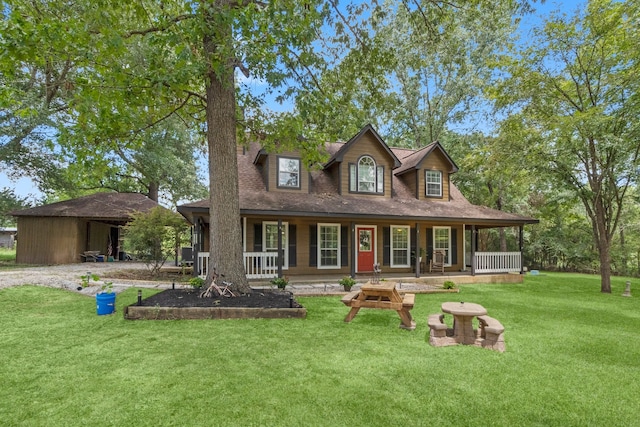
[[2, 0, 639, 289], [492, 0, 640, 292]]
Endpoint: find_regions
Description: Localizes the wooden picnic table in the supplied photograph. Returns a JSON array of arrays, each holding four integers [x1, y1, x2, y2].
[[341, 282, 416, 330]]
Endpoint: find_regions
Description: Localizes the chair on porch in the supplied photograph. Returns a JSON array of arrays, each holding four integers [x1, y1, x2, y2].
[[429, 250, 445, 274]]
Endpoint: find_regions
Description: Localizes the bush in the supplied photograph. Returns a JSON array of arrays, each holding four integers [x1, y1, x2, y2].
[[443, 280, 457, 289], [338, 276, 356, 290], [123, 207, 189, 276], [270, 277, 289, 289], [188, 277, 205, 288]]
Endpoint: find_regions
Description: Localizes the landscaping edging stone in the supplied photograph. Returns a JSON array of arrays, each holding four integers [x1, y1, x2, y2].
[[124, 304, 307, 320]]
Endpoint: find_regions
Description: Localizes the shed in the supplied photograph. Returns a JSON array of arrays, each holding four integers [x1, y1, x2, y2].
[[11, 192, 158, 265], [0, 227, 17, 249]]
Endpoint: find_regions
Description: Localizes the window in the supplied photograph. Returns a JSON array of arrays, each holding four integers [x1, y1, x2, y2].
[[318, 223, 340, 268], [433, 226, 450, 265], [425, 170, 442, 197], [263, 222, 288, 269], [349, 156, 384, 194], [278, 157, 300, 188], [391, 226, 410, 267]]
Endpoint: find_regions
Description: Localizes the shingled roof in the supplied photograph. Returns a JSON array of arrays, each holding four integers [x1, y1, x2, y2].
[[12, 192, 159, 221], [393, 142, 459, 176], [178, 142, 537, 227]]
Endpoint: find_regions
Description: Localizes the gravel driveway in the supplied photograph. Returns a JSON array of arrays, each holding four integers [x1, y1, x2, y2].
[[0, 262, 178, 295], [0, 262, 442, 297]]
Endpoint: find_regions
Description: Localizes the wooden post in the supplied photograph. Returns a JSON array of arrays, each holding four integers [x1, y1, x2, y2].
[[519, 225, 524, 274], [471, 225, 476, 276], [192, 217, 200, 277], [350, 222, 356, 278], [415, 223, 420, 278], [277, 219, 283, 278]]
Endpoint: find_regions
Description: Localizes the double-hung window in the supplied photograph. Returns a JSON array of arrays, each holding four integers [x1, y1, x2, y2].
[[433, 226, 450, 265], [425, 170, 442, 197], [318, 223, 340, 268], [278, 157, 300, 189], [391, 226, 410, 267], [349, 156, 384, 194], [263, 222, 288, 269]]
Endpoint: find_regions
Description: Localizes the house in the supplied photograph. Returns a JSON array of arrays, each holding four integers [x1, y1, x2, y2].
[[0, 227, 17, 249], [12, 192, 158, 264], [177, 125, 538, 281]]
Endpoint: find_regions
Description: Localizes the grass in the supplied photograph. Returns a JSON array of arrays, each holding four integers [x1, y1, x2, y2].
[[0, 247, 16, 266], [1, 273, 639, 426]]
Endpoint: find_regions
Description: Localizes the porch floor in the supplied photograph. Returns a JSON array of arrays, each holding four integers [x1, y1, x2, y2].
[[249, 271, 523, 295]]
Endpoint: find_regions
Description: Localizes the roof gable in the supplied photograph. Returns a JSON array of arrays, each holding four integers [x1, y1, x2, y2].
[[323, 124, 401, 169], [394, 141, 459, 176]]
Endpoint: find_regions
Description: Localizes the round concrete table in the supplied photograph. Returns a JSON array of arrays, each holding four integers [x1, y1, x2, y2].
[[441, 302, 487, 345]]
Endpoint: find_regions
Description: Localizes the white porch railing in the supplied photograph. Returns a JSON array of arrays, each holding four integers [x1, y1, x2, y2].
[[197, 252, 279, 279], [197, 253, 209, 278], [474, 252, 521, 273], [243, 251, 279, 279]]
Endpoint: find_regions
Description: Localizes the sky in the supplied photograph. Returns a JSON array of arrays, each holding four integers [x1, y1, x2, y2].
[[0, 0, 586, 203]]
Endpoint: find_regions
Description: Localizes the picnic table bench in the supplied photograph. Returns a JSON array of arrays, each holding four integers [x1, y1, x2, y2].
[[341, 282, 416, 330], [426, 303, 506, 352]]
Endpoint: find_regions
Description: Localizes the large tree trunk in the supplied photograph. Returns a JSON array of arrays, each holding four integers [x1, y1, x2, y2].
[[203, 6, 251, 294], [593, 201, 612, 293], [148, 181, 159, 202], [597, 237, 612, 293]]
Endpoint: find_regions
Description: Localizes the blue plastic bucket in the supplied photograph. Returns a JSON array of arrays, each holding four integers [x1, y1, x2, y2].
[[96, 293, 116, 315]]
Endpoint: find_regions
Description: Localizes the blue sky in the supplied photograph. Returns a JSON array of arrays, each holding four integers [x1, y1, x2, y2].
[[1, 0, 585, 202]]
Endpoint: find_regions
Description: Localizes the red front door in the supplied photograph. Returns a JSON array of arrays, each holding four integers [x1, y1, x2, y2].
[[357, 227, 375, 272]]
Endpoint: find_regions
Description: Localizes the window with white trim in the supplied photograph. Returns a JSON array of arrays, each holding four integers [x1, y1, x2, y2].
[[318, 223, 340, 268], [425, 170, 442, 197], [263, 222, 288, 269], [391, 226, 410, 267], [433, 226, 450, 265], [277, 157, 300, 188], [349, 156, 384, 194]]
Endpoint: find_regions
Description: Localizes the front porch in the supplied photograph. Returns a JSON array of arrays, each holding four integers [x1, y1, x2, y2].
[[249, 271, 524, 288], [196, 251, 524, 283]]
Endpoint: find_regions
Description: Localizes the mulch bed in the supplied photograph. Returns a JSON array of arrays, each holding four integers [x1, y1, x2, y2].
[[106, 268, 189, 282], [138, 288, 303, 309]]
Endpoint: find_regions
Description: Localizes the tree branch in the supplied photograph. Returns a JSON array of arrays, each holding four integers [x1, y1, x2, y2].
[[123, 14, 194, 38]]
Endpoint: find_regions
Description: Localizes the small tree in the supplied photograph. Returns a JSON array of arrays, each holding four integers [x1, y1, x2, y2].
[[124, 206, 189, 276], [0, 188, 32, 228]]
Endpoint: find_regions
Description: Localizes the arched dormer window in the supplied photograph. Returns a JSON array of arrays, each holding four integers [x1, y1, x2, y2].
[[349, 155, 384, 194]]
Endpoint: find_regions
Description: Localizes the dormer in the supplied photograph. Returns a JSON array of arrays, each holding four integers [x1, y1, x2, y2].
[[253, 148, 309, 193], [394, 141, 459, 201], [323, 124, 401, 198]]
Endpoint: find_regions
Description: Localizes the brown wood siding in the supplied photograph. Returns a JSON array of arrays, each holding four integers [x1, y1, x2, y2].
[[88, 221, 113, 256], [16, 217, 84, 264], [266, 152, 309, 193], [418, 151, 450, 201], [339, 134, 395, 198], [241, 217, 465, 276], [244, 217, 351, 276]]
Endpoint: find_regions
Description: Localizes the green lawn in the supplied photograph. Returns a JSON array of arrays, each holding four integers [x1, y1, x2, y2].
[[1, 273, 639, 426], [0, 248, 16, 266]]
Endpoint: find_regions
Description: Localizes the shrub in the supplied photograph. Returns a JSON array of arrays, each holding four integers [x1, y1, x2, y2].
[[270, 277, 289, 289], [123, 206, 189, 276], [188, 277, 205, 288], [338, 276, 356, 290], [443, 280, 457, 289]]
